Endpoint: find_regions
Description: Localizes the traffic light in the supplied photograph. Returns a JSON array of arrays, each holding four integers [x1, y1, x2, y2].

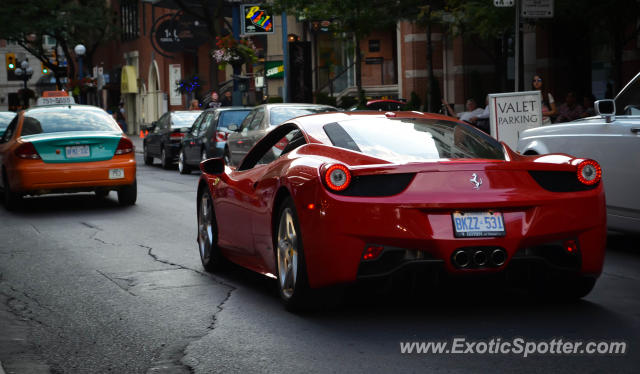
[[41, 62, 49, 74], [6, 53, 16, 70]]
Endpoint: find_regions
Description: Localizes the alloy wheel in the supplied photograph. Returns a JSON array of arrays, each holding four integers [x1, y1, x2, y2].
[[277, 207, 299, 299]]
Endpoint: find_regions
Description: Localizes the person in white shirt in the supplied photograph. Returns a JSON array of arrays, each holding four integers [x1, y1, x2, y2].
[[442, 98, 485, 124]]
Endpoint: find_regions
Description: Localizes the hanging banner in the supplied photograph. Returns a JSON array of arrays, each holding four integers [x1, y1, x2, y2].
[[241, 4, 274, 35], [169, 64, 182, 106]]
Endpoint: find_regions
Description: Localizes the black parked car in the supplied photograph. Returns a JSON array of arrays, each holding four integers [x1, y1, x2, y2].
[[143, 111, 202, 169], [178, 107, 251, 174]]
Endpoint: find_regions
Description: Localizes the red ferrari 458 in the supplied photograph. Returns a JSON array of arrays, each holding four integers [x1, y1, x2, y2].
[[196, 111, 606, 310]]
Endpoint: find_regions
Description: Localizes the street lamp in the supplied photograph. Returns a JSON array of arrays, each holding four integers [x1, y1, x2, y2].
[[74, 44, 86, 104], [14, 59, 34, 89]]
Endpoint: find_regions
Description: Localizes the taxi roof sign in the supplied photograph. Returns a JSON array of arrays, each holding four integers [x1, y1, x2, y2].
[[42, 90, 71, 97], [37, 91, 75, 106]]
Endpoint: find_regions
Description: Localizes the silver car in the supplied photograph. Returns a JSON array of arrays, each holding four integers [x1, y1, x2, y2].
[[225, 103, 337, 166], [517, 72, 640, 233]]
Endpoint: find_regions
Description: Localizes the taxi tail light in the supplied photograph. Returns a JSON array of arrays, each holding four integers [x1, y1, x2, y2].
[[323, 164, 351, 191], [15, 142, 41, 159], [115, 137, 134, 155], [576, 159, 602, 186]]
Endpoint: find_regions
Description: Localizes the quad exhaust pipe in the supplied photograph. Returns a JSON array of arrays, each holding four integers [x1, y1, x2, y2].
[[491, 248, 506, 266], [452, 250, 470, 268], [452, 248, 507, 268]]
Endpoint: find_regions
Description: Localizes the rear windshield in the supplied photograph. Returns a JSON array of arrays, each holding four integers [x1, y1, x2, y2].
[[0, 112, 16, 131], [323, 118, 505, 162], [269, 106, 336, 126], [172, 112, 202, 128], [20, 107, 120, 135], [219, 110, 251, 130]]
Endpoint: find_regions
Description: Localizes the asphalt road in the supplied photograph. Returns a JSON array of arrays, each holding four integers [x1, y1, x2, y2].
[[1, 153, 639, 373]]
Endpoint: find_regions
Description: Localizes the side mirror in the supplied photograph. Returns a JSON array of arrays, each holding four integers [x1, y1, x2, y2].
[[595, 100, 616, 123], [228, 123, 240, 132], [200, 157, 225, 175]]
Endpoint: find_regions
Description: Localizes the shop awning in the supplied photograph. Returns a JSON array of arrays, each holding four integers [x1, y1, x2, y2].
[[121, 65, 138, 94]]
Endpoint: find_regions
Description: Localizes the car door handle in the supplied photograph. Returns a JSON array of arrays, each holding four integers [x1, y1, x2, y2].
[[631, 128, 640, 134]]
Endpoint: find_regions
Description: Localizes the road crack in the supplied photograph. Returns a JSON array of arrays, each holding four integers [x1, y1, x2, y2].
[[138, 244, 237, 373]]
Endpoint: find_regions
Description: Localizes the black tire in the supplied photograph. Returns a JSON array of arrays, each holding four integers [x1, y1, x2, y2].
[[197, 190, 225, 272], [143, 144, 153, 165], [561, 276, 597, 299], [530, 275, 596, 301], [275, 196, 312, 311], [2, 172, 21, 211], [117, 180, 137, 206], [160, 146, 171, 169], [95, 189, 109, 198], [178, 149, 191, 174]]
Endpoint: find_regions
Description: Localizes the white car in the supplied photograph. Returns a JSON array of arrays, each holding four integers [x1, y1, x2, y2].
[[517, 72, 640, 234]]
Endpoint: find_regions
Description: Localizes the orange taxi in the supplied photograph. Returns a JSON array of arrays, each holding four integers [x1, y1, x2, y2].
[[0, 93, 136, 210]]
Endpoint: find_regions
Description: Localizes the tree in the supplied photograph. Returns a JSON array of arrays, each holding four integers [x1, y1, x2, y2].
[[0, 0, 118, 89], [171, 0, 233, 91], [273, 0, 409, 105]]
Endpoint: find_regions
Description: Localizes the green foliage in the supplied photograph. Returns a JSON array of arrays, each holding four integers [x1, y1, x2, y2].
[[314, 92, 337, 107], [0, 0, 118, 80], [267, 96, 284, 103]]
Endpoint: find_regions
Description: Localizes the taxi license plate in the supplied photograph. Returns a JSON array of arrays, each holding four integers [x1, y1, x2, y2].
[[65, 145, 90, 158], [452, 211, 505, 238], [109, 168, 125, 179]]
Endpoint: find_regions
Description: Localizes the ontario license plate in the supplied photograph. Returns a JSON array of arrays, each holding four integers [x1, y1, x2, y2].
[[452, 211, 505, 238], [109, 168, 124, 179], [65, 145, 90, 158]]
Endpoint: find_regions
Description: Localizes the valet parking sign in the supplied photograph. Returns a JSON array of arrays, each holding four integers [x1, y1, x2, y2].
[[489, 91, 543, 149]]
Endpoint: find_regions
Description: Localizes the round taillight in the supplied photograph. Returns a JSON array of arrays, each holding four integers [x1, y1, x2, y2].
[[577, 159, 601, 185], [324, 164, 351, 191]]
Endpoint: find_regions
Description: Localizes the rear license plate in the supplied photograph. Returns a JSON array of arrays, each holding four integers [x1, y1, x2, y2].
[[65, 145, 90, 158], [452, 211, 505, 238], [109, 168, 125, 179]]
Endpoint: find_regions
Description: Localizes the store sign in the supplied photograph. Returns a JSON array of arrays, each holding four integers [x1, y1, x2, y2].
[[489, 91, 543, 149], [152, 13, 208, 56], [521, 0, 554, 18], [493, 0, 514, 6], [265, 61, 284, 79], [242, 5, 274, 35]]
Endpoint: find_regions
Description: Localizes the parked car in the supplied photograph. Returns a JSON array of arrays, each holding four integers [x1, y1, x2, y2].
[[517, 72, 640, 234], [196, 111, 606, 310], [0, 111, 16, 138], [0, 104, 137, 209], [178, 107, 251, 174], [225, 103, 337, 166], [143, 110, 202, 169]]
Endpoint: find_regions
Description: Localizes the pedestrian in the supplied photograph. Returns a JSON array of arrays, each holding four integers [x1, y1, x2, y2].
[[208, 91, 221, 109], [221, 91, 233, 107], [441, 97, 485, 124], [555, 91, 584, 123], [116, 102, 128, 133], [531, 75, 557, 124], [581, 93, 596, 118], [189, 99, 200, 110]]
